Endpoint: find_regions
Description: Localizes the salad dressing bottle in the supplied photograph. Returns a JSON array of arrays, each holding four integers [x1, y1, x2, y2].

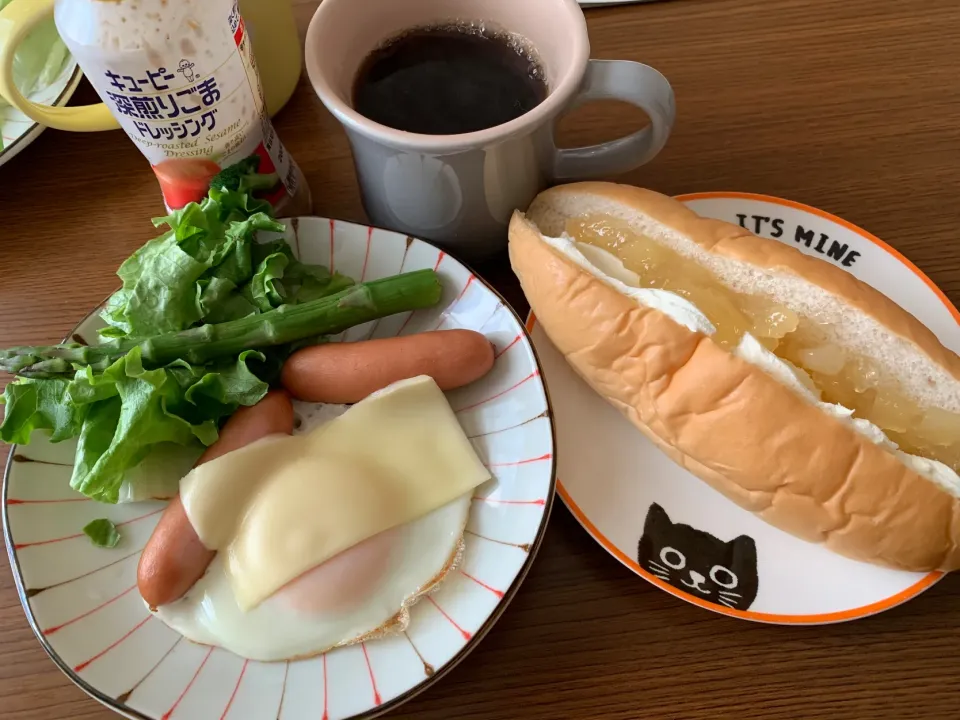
[[6, 0, 312, 215]]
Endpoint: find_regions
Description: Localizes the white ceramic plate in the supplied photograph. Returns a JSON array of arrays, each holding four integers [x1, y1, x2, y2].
[[0, 58, 82, 168], [3, 218, 556, 719], [529, 191, 959, 624]]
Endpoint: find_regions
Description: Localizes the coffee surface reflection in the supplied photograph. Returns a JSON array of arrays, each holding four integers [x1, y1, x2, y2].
[[353, 24, 548, 135]]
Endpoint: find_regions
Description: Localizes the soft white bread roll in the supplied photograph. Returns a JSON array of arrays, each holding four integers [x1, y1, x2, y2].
[[509, 182, 960, 571]]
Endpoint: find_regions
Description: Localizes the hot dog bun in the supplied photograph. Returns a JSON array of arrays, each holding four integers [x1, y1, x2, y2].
[[509, 182, 960, 571]]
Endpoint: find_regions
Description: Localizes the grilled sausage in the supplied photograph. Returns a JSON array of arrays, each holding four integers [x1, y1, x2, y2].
[[136, 390, 295, 609], [281, 330, 494, 403]]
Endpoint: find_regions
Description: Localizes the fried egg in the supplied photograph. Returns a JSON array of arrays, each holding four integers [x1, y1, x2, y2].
[[153, 401, 471, 662]]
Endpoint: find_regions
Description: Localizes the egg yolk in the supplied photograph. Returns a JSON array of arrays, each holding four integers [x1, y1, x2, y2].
[[275, 527, 399, 615]]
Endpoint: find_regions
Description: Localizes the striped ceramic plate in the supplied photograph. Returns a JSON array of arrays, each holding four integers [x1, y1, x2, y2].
[[3, 218, 556, 720]]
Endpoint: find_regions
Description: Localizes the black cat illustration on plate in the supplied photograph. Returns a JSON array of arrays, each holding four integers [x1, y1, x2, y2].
[[637, 503, 759, 611]]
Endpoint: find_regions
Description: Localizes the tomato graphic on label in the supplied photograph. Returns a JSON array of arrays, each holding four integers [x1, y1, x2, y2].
[[53, 0, 310, 216], [153, 158, 223, 209]]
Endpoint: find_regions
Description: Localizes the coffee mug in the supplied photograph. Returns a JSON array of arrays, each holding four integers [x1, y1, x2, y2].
[[305, 0, 675, 259]]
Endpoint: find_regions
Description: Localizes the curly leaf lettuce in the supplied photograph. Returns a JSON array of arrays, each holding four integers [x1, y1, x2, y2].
[[96, 166, 360, 349], [247, 251, 290, 312], [116, 442, 203, 503], [101, 209, 283, 338], [0, 378, 86, 444], [248, 239, 355, 309], [97, 184, 353, 341], [0, 347, 269, 503], [0, 175, 363, 505]]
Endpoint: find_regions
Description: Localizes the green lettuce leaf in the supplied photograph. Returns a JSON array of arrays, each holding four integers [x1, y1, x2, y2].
[[117, 442, 204, 504], [95, 169, 352, 343], [209, 155, 281, 195], [123, 243, 207, 335], [99, 187, 285, 340], [1, 170, 354, 505], [70, 347, 270, 503], [72, 350, 209, 503], [207, 185, 274, 220], [196, 276, 258, 324], [2, 346, 270, 504], [167, 349, 270, 421], [73, 396, 124, 501], [245, 238, 355, 309], [82, 519, 120, 548], [248, 251, 290, 312], [294, 271, 354, 304], [0, 377, 86, 444]]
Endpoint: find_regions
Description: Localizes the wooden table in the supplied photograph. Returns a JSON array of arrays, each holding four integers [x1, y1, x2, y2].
[[2, 0, 959, 717]]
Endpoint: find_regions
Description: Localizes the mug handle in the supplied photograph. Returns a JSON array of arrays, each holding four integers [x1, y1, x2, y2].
[[0, 0, 117, 131], [552, 60, 676, 181]]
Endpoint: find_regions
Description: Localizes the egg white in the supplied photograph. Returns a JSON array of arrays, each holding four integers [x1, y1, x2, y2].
[[152, 400, 471, 661]]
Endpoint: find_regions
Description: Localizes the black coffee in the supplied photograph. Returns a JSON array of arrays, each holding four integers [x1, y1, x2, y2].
[[352, 24, 548, 135]]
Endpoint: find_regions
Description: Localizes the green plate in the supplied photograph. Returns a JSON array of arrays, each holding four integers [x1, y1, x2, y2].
[[0, 57, 82, 169]]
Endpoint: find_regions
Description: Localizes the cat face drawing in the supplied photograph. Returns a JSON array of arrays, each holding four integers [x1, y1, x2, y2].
[[637, 503, 759, 611]]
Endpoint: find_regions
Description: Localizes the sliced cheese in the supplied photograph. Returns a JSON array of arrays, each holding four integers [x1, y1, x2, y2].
[[179, 376, 491, 611]]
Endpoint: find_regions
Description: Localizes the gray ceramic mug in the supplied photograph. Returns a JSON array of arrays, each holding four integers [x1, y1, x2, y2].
[[305, 0, 675, 260]]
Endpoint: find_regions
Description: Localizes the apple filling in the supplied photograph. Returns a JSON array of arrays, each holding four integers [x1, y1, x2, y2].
[[567, 215, 960, 471]]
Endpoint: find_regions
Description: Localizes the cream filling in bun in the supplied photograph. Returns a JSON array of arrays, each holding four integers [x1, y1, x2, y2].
[[542, 231, 960, 496], [541, 233, 716, 336], [734, 334, 960, 495]]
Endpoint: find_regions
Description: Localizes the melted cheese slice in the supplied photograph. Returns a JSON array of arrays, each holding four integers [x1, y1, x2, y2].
[[179, 376, 490, 611]]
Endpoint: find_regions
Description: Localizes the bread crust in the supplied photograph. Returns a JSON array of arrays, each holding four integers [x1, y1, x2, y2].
[[527, 183, 960, 383], [509, 204, 960, 571]]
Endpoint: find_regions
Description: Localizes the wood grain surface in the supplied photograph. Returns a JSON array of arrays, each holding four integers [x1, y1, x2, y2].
[[2, 0, 960, 718]]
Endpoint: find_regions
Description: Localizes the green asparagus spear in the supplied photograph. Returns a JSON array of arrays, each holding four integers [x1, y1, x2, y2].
[[1, 269, 441, 378]]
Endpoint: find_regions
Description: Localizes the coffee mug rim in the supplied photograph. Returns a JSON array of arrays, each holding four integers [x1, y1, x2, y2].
[[304, 0, 591, 152]]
